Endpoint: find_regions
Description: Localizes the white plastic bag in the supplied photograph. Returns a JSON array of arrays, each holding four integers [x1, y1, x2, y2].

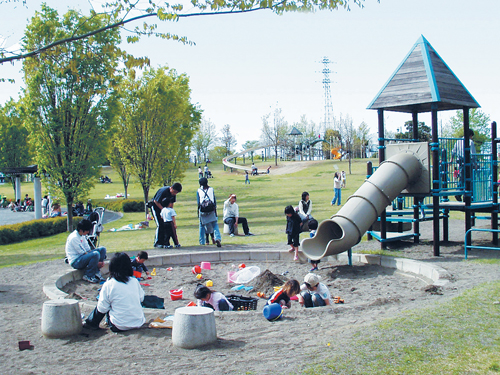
[[234, 266, 261, 284]]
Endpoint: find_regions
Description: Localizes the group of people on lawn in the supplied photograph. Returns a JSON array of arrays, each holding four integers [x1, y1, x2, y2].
[[65, 179, 329, 332]]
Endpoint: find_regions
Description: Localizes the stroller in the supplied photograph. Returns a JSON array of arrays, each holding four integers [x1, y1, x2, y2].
[[206, 170, 214, 178], [86, 207, 105, 249]]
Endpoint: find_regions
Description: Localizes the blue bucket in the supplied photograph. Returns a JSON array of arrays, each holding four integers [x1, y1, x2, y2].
[[263, 303, 283, 321]]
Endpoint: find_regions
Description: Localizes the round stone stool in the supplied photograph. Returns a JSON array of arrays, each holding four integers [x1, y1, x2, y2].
[[41, 299, 82, 338], [223, 223, 238, 235], [172, 306, 217, 349]]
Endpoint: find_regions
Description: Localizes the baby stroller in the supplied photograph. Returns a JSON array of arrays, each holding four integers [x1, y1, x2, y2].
[[86, 207, 105, 249], [206, 170, 214, 178]]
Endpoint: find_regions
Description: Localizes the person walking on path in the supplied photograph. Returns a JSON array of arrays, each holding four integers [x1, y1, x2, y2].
[[331, 172, 342, 206], [245, 171, 250, 184], [223, 194, 254, 237], [197, 177, 222, 247], [150, 183, 182, 248]]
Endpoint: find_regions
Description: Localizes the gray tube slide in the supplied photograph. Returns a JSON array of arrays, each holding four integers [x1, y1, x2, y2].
[[301, 152, 423, 260]]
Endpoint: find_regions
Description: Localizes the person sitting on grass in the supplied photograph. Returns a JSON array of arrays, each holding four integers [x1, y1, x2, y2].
[[194, 284, 233, 311], [266, 279, 301, 309], [65, 219, 106, 284], [298, 273, 332, 308], [83, 252, 145, 332], [131, 251, 149, 276]]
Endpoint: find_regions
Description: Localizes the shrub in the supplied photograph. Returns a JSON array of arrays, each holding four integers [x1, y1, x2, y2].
[[90, 199, 145, 213], [0, 217, 83, 245]]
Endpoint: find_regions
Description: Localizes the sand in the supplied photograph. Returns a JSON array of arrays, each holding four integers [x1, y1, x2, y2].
[[1, 219, 499, 375]]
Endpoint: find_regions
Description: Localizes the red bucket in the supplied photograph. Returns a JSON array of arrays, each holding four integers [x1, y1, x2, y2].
[[169, 289, 183, 301], [133, 270, 142, 278]]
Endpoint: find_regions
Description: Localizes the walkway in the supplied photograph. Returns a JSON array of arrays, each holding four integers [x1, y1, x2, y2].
[[0, 208, 121, 227]]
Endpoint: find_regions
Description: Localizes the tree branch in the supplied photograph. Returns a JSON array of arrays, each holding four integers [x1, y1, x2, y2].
[[0, 6, 266, 64]]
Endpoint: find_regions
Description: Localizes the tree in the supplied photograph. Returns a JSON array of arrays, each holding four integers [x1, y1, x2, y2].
[[0, 0, 370, 65], [354, 121, 371, 158], [395, 120, 431, 142], [108, 138, 131, 200], [261, 107, 288, 165], [0, 99, 32, 191], [115, 66, 201, 217], [337, 114, 355, 173], [220, 124, 236, 156], [192, 118, 217, 164], [241, 140, 261, 163], [22, 5, 121, 231], [447, 108, 491, 150]]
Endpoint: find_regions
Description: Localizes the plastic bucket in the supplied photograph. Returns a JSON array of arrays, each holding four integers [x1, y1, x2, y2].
[[201, 262, 211, 270], [263, 303, 283, 321], [169, 289, 183, 301], [133, 270, 142, 278], [227, 271, 237, 283]]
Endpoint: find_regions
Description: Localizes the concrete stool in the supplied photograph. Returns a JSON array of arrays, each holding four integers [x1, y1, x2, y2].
[[172, 306, 217, 349], [41, 299, 82, 338], [223, 223, 238, 235]]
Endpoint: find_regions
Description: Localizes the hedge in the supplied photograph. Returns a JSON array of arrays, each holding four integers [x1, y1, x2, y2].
[[0, 216, 83, 245], [90, 199, 145, 213]]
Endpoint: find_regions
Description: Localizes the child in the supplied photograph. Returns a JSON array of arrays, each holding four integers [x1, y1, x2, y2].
[[160, 201, 180, 248], [194, 284, 233, 311], [307, 219, 320, 271], [285, 205, 302, 261], [331, 172, 342, 206], [245, 170, 250, 184], [266, 279, 301, 309], [298, 273, 332, 308], [131, 251, 149, 276]]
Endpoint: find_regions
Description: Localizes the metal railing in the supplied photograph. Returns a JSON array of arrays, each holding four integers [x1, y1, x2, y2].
[[464, 228, 500, 259]]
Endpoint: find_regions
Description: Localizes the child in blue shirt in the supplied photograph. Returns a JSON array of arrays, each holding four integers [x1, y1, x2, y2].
[[160, 201, 180, 248]]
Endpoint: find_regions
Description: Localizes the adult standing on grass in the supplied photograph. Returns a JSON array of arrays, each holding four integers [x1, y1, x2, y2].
[[223, 194, 254, 237], [150, 183, 182, 248], [331, 172, 342, 206], [197, 177, 221, 247], [65, 219, 106, 283]]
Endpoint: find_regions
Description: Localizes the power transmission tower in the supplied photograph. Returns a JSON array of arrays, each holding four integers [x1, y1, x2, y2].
[[320, 56, 334, 131]]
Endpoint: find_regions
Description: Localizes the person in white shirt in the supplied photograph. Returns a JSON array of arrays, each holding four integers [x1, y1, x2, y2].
[[298, 191, 313, 225], [194, 284, 233, 311], [223, 194, 254, 237], [160, 201, 180, 248], [83, 252, 145, 332], [298, 273, 332, 308], [65, 219, 106, 283]]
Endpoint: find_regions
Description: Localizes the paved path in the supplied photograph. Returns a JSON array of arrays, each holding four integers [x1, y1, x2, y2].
[[0, 208, 121, 226]]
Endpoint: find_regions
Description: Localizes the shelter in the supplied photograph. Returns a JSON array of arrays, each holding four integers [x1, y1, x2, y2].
[[3, 165, 44, 219], [367, 35, 495, 256]]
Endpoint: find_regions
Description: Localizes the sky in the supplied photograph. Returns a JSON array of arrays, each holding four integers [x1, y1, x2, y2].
[[1, 0, 499, 149]]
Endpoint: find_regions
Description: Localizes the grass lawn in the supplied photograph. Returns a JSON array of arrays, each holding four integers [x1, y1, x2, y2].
[[0, 157, 468, 267]]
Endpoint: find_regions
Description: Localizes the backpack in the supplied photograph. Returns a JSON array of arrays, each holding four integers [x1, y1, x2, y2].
[[200, 188, 215, 213]]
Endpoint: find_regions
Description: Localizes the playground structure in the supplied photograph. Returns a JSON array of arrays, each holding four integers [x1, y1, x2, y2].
[[302, 143, 430, 260], [303, 35, 499, 259]]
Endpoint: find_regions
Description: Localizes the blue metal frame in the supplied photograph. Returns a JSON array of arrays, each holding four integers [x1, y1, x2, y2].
[[464, 228, 500, 259]]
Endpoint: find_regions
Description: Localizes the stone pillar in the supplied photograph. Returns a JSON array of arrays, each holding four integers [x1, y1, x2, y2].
[[172, 306, 217, 349], [15, 175, 21, 201], [41, 299, 82, 338], [34, 175, 42, 219]]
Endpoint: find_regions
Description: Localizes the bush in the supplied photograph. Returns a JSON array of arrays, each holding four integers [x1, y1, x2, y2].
[[90, 199, 145, 213], [0, 216, 83, 245]]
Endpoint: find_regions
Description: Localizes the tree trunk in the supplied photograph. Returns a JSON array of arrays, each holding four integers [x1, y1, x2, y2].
[[143, 188, 150, 220], [66, 198, 74, 232]]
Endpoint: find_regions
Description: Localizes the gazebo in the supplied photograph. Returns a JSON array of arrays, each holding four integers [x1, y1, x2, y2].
[[3, 165, 44, 219], [367, 35, 491, 256]]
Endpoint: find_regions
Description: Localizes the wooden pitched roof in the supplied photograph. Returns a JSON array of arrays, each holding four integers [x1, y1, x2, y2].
[[367, 35, 480, 113]]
